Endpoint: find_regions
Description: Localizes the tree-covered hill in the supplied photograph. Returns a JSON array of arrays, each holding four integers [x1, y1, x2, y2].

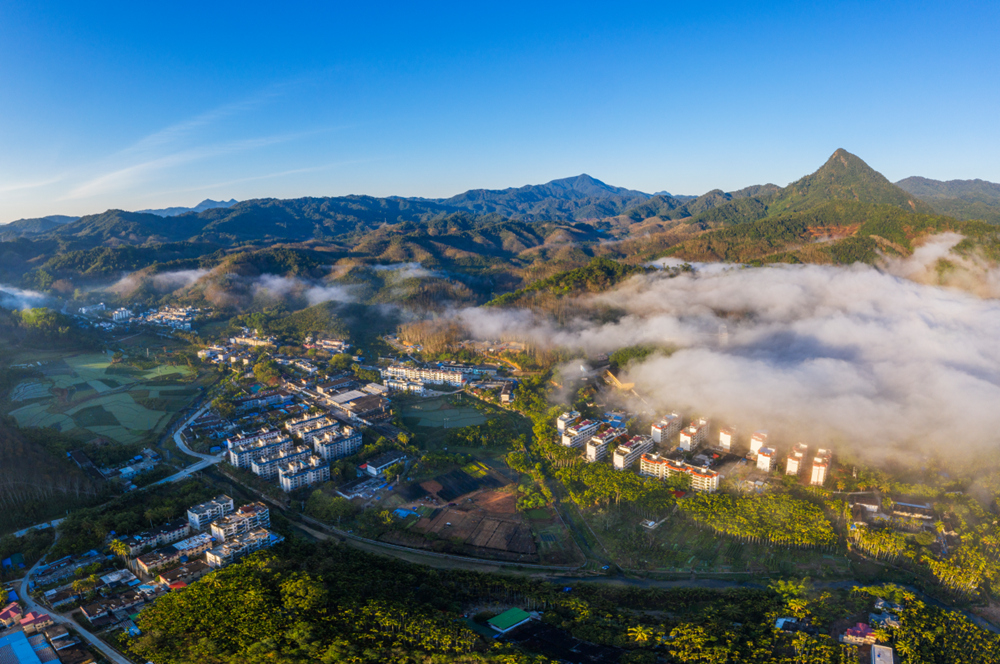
[[435, 173, 652, 221], [662, 202, 999, 265], [767, 149, 934, 216], [896, 176, 1000, 224], [486, 257, 649, 307]]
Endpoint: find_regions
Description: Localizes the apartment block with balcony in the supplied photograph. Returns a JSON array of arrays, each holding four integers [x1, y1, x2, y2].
[[561, 419, 600, 448], [210, 502, 271, 541], [811, 449, 832, 486], [251, 445, 313, 480], [228, 436, 293, 469], [718, 427, 736, 451], [651, 413, 681, 444], [786, 443, 808, 476], [312, 426, 362, 461], [187, 495, 235, 530], [679, 418, 708, 451], [278, 455, 331, 492], [586, 427, 626, 462], [612, 435, 654, 470], [556, 411, 580, 432], [639, 453, 720, 492], [749, 430, 769, 458], [205, 528, 280, 568]]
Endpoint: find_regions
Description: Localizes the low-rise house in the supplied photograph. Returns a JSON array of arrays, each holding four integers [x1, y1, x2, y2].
[[20, 611, 53, 634], [43, 624, 72, 650], [157, 560, 211, 586], [487, 607, 532, 634], [365, 451, 407, 477], [871, 644, 896, 664], [43, 587, 80, 608], [339, 395, 389, 420], [188, 495, 235, 530], [172, 533, 214, 558], [840, 622, 876, 645], [57, 645, 97, 664], [210, 503, 270, 541], [137, 546, 180, 575], [80, 602, 108, 622], [0, 601, 22, 627]]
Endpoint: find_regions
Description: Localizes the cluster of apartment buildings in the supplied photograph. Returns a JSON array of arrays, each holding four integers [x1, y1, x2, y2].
[[225, 414, 362, 492], [132, 496, 282, 576]]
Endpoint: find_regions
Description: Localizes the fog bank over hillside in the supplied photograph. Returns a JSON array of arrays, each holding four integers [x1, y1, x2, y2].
[[461, 260, 1000, 455]]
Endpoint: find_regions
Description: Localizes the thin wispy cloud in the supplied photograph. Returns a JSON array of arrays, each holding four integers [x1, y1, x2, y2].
[[63, 128, 337, 200]]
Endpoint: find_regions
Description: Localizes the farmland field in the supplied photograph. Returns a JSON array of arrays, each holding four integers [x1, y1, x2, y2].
[[5, 351, 203, 445]]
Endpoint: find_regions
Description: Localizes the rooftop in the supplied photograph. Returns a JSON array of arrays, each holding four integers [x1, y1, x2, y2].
[[488, 607, 531, 631]]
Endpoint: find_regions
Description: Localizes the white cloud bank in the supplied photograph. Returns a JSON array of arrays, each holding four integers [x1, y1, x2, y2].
[[460, 258, 1000, 455]]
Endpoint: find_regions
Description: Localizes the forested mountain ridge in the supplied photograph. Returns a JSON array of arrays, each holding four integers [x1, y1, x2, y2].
[[896, 176, 1000, 224], [431, 173, 653, 221]]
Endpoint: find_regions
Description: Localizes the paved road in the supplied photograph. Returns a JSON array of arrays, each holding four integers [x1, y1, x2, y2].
[[152, 405, 225, 486], [18, 539, 135, 664], [11, 518, 65, 538]]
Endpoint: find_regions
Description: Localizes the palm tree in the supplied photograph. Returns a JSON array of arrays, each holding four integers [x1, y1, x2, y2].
[[628, 624, 652, 643]]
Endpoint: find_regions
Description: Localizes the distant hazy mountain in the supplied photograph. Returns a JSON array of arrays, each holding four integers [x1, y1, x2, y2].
[[136, 198, 238, 217], [896, 177, 1000, 224], [432, 174, 651, 221], [0, 214, 79, 239], [895, 177, 1000, 201]]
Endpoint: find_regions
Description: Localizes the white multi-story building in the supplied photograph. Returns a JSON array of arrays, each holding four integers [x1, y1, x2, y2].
[[283, 414, 330, 436], [312, 426, 362, 461], [228, 436, 293, 469], [111, 308, 133, 322], [382, 365, 466, 387], [561, 419, 600, 448], [210, 503, 270, 541], [786, 443, 808, 476], [749, 431, 769, 458], [612, 435, 654, 470], [679, 418, 708, 451], [251, 445, 313, 480], [294, 420, 340, 445], [278, 455, 330, 492], [811, 449, 832, 486], [385, 377, 426, 394], [557, 411, 580, 432], [225, 428, 281, 449], [205, 528, 278, 568], [172, 533, 214, 558], [187, 495, 234, 531], [757, 447, 774, 472], [639, 453, 720, 492], [651, 413, 682, 444], [585, 427, 626, 462], [718, 427, 735, 451]]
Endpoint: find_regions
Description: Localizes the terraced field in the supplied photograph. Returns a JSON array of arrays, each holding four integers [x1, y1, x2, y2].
[[5, 352, 201, 444]]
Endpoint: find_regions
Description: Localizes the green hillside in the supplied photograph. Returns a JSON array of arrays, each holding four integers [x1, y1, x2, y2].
[[768, 149, 933, 216], [663, 202, 998, 265]]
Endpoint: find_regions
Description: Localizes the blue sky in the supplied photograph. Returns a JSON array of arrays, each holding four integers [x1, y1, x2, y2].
[[1, 1, 997, 221]]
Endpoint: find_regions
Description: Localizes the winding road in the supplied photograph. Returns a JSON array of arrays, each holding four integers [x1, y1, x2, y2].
[[151, 405, 225, 486], [17, 539, 135, 664]]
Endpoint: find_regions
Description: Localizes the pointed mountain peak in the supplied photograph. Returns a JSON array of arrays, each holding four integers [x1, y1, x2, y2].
[[769, 149, 932, 215]]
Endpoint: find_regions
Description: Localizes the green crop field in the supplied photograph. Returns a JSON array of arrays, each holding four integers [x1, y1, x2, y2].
[[4, 350, 201, 445]]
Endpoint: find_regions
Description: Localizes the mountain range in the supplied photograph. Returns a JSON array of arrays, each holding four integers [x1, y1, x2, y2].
[[136, 198, 239, 217], [4, 149, 1000, 308]]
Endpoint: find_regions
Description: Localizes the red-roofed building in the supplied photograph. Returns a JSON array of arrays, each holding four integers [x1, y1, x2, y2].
[[840, 622, 876, 645], [0, 601, 22, 627], [21, 610, 54, 634], [169, 581, 188, 590]]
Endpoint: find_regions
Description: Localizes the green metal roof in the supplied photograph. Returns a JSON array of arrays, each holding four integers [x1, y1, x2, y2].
[[487, 607, 530, 631]]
